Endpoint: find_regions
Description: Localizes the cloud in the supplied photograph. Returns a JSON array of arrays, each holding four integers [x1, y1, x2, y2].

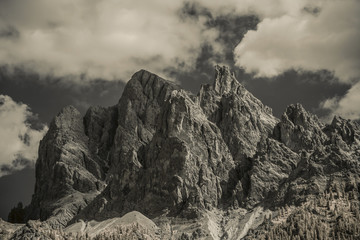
[[0, 0, 221, 81], [222, 0, 360, 120], [1, 0, 359, 120], [192, 0, 306, 19], [234, 0, 360, 83], [0, 95, 48, 177], [321, 82, 360, 121], [5, 0, 355, 82]]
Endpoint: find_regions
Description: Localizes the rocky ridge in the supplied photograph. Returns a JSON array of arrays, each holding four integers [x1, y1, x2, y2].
[[1, 66, 360, 239]]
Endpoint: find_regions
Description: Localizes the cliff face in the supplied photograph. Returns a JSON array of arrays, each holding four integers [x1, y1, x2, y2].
[[70, 66, 280, 222], [20, 66, 360, 239], [27, 106, 109, 227], [199, 66, 277, 161]]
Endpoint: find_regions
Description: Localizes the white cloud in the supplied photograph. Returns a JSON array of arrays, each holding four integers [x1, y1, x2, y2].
[[321, 82, 360, 121], [234, 0, 360, 83], [0, 95, 48, 177], [5, 0, 356, 82], [226, 0, 360, 120], [0, 0, 221, 81], [1, 0, 359, 119]]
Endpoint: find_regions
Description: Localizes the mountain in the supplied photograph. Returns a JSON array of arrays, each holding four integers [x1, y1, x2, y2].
[[1, 66, 360, 239]]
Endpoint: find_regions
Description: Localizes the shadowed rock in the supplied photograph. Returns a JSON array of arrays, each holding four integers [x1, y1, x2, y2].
[[16, 66, 360, 239], [273, 103, 327, 152]]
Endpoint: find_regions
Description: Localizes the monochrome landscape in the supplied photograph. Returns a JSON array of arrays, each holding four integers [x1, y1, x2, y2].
[[0, 1, 359, 239]]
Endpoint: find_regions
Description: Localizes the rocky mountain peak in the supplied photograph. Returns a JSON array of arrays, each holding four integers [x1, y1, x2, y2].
[[57, 105, 79, 115], [116, 69, 179, 130], [284, 103, 323, 129], [322, 115, 360, 149], [213, 65, 238, 94], [123, 69, 179, 101], [273, 103, 327, 152], [5, 67, 359, 239], [198, 65, 278, 163], [330, 115, 359, 143], [51, 105, 82, 131]]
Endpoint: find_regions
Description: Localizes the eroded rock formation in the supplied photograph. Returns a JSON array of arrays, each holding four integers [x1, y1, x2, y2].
[[2, 66, 358, 239]]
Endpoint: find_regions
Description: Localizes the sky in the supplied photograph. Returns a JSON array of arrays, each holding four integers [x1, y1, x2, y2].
[[0, 0, 359, 220]]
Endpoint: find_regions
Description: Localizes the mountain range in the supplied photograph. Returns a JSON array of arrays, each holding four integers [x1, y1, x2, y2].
[[1, 66, 359, 239]]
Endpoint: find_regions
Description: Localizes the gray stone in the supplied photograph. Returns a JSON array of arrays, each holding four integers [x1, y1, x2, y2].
[[20, 66, 360, 239]]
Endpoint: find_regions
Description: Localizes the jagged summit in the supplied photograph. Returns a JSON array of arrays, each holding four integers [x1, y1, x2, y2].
[[213, 65, 238, 94], [28, 101, 107, 227], [329, 115, 360, 144], [273, 103, 327, 152], [131, 69, 177, 85], [126, 69, 180, 98], [283, 103, 323, 128], [50, 105, 82, 129], [3, 66, 360, 239], [318, 115, 360, 153]]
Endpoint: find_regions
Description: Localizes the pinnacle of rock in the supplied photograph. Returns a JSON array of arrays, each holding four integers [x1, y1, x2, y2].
[[213, 65, 237, 94]]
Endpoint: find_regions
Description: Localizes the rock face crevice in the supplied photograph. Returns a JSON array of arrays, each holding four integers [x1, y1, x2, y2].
[[198, 66, 278, 161], [27, 106, 108, 227], [273, 103, 327, 152], [28, 66, 282, 225], [22, 66, 360, 239]]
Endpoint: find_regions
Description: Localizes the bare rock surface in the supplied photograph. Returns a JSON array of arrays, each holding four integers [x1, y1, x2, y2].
[[7, 66, 359, 239], [273, 103, 327, 152], [0, 218, 23, 239], [198, 65, 278, 162], [27, 106, 108, 228]]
